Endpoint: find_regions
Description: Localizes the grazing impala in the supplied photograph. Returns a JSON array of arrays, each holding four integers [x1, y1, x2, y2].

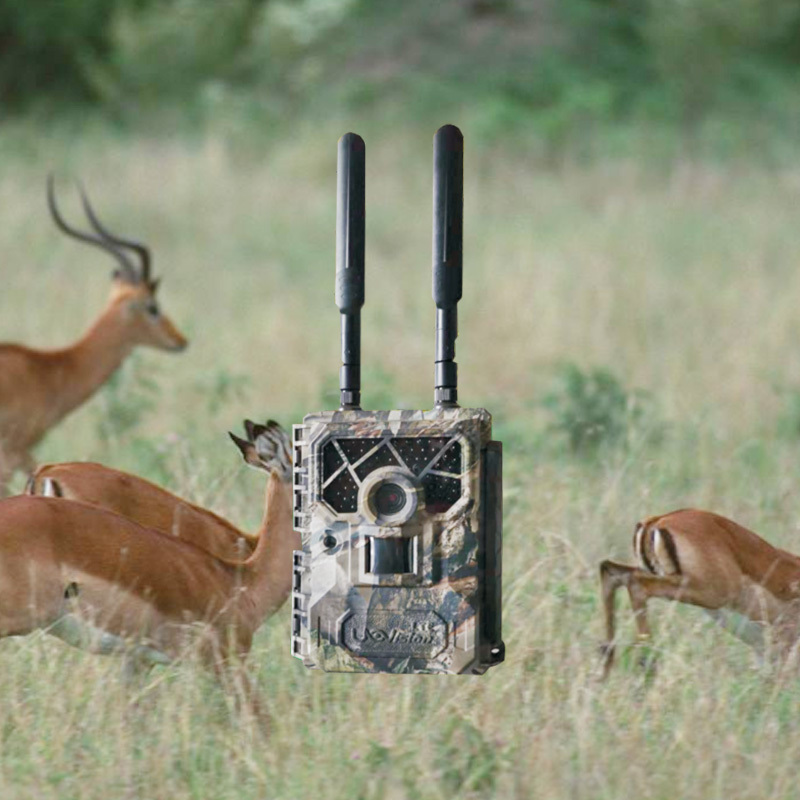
[[0, 421, 296, 701], [0, 178, 187, 492], [600, 508, 800, 678]]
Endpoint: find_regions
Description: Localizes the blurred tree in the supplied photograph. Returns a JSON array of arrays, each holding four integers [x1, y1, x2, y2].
[[1, 0, 799, 127], [642, 0, 800, 123], [0, 0, 121, 106], [0, 0, 267, 110], [92, 0, 262, 107]]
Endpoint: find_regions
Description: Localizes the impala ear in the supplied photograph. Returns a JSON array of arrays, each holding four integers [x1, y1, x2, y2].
[[253, 422, 292, 480], [253, 420, 284, 457], [229, 431, 260, 467], [244, 419, 269, 441]]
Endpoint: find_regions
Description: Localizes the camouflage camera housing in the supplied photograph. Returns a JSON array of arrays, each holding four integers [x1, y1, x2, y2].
[[291, 408, 503, 674], [291, 126, 504, 674]]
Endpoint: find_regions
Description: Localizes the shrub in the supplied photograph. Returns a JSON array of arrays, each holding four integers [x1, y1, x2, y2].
[[542, 362, 651, 454], [641, 0, 800, 121], [94, 0, 259, 106], [0, 0, 118, 106]]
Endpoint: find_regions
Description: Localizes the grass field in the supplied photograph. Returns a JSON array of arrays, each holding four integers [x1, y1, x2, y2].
[[3, 117, 800, 798]]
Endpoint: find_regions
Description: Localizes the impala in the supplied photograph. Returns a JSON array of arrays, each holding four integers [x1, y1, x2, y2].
[[27, 437, 265, 561], [600, 508, 800, 678], [0, 420, 296, 708], [0, 178, 188, 492]]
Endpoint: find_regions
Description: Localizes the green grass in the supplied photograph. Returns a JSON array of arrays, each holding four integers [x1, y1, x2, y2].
[[3, 117, 800, 798]]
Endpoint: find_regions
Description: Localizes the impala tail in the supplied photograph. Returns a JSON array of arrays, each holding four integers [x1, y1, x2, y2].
[[33, 477, 63, 498], [633, 520, 682, 576], [599, 508, 800, 680]]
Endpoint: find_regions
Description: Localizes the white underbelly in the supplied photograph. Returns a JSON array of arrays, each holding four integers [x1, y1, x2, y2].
[[705, 608, 766, 648], [48, 613, 171, 665]]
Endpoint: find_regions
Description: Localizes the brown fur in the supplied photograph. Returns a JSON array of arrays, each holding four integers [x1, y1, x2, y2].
[[600, 509, 800, 678], [0, 281, 187, 492], [0, 468, 296, 662], [28, 462, 256, 561]]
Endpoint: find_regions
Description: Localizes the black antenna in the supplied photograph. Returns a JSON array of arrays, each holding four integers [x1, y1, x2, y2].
[[432, 124, 463, 408], [335, 133, 366, 410]]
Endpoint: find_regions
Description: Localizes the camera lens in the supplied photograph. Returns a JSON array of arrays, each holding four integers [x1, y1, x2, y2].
[[373, 482, 407, 516]]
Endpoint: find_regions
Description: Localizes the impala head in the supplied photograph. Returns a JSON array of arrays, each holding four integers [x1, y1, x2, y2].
[[47, 176, 188, 353], [229, 420, 292, 482]]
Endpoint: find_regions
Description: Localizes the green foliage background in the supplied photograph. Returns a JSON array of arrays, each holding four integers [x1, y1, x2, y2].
[[3, 1, 800, 798], [5, 0, 800, 136]]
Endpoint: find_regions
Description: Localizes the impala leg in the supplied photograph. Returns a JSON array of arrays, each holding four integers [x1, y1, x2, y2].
[[121, 653, 149, 684], [213, 661, 271, 736], [599, 560, 633, 678], [234, 666, 270, 733], [705, 608, 767, 656], [599, 560, 700, 678], [202, 637, 270, 736], [120, 643, 172, 683]]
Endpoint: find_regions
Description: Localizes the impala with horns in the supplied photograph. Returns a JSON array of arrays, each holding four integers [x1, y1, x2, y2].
[[0, 177, 187, 492], [25, 421, 277, 561], [600, 508, 800, 678], [0, 421, 297, 709]]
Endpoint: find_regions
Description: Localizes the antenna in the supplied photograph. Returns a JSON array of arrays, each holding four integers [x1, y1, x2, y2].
[[335, 132, 366, 410], [432, 124, 463, 408]]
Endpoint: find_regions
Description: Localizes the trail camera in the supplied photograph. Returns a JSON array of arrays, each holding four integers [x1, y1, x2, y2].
[[291, 125, 504, 674]]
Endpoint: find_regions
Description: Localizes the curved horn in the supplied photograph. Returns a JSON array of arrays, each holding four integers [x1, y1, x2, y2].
[[47, 176, 139, 283], [78, 182, 151, 282]]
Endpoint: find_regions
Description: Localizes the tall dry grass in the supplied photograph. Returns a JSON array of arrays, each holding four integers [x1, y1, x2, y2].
[[1, 120, 800, 798]]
